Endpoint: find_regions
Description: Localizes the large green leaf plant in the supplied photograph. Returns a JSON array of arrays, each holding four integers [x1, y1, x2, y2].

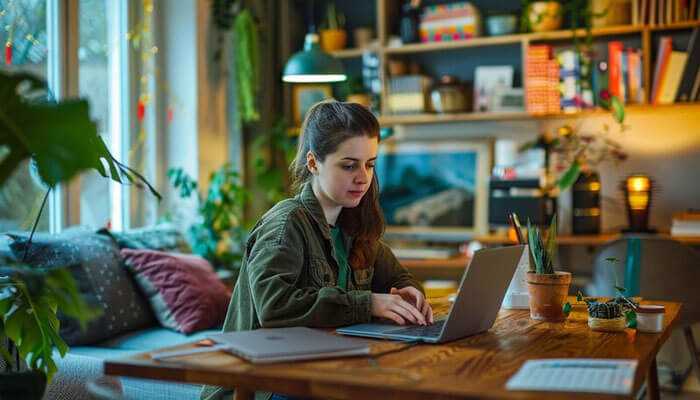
[[0, 70, 160, 381]]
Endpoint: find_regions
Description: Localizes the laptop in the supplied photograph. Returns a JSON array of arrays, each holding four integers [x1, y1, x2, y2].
[[336, 245, 527, 344], [203, 327, 370, 363]]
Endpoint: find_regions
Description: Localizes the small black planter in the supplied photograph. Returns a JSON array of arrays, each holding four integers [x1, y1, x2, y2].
[[0, 370, 47, 400]]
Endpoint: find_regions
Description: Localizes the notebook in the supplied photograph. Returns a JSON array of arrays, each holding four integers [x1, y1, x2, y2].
[[152, 327, 371, 363], [506, 359, 638, 395]]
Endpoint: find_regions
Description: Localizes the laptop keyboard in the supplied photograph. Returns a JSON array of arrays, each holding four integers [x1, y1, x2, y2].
[[386, 319, 446, 338]]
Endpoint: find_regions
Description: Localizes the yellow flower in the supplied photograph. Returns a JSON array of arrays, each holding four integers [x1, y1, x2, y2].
[[558, 125, 573, 137]]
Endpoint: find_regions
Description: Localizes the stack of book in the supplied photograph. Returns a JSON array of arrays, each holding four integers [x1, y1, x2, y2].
[[651, 28, 700, 104], [557, 49, 595, 112], [671, 211, 700, 236], [608, 41, 645, 104], [526, 45, 561, 115], [387, 75, 434, 114], [631, 0, 700, 25]]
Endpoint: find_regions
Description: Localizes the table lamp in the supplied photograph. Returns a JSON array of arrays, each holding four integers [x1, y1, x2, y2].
[[622, 174, 655, 233]]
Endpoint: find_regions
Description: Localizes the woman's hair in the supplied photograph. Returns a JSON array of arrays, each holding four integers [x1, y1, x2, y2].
[[290, 99, 383, 270]]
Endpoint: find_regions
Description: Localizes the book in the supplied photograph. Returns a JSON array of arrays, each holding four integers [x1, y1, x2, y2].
[[608, 41, 624, 99], [651, 37, 673, 104], [658, 51, 688, 103], [676, 28, 700, 102]]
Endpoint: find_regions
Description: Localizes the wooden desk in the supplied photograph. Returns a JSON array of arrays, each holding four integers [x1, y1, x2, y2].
[[105, 299, 681, 400]]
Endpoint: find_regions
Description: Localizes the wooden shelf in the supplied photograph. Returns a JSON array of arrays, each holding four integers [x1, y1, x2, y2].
[[378, 102, 700, 126], [330, 47, 367, 59], [474, 233, 700, 246], [381, 22, 700, 56]]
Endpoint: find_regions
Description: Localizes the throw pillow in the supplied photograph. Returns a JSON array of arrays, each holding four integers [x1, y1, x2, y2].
[[7, 231, 156, 345], [97, 223, 192, 253], [120, 249, 231, 334]]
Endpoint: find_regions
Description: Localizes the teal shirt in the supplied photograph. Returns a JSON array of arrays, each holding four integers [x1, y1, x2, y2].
[[330, 225, 350, 290]]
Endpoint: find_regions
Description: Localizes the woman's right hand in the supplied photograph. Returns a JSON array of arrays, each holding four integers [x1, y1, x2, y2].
[[370, 293, 427, 326]]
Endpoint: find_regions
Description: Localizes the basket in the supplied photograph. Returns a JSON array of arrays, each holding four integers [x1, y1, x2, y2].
[[588, 315, 627, 332]]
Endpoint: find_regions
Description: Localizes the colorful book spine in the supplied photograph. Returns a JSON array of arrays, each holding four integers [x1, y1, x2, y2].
[[526, 45, 560, 115], [608, 41, 624, 101]]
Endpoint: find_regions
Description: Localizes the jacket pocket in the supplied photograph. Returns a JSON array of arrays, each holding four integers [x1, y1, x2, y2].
[[309, 258, 336, 287], [352, 267, 374, 289]]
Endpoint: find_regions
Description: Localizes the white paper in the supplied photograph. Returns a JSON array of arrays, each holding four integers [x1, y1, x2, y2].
[[506, 359, 638, 395]]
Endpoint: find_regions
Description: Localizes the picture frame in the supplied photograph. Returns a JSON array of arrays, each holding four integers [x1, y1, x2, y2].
[[376, 140, 492, 242], [292, 84, 333, 126], [473, 66, 514, 112]]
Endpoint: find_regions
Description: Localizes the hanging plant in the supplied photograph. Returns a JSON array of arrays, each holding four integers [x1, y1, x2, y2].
[[233, 8, 260, 124]]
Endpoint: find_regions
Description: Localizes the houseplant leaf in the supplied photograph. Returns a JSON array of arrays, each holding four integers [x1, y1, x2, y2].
[[0, 71, 160, 199], [556, 160, 581, 192]]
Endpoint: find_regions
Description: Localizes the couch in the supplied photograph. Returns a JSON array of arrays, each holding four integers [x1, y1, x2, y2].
[[0, 224, 230, 400]]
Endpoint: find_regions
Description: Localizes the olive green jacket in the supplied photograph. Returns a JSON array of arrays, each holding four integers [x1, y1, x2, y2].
[[201, 182, 422, 400]]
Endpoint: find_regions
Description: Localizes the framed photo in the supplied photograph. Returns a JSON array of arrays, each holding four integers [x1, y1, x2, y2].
[[473, 66, 514, 112], [292, 84, 333, 126], [376, 140, 492, 241]]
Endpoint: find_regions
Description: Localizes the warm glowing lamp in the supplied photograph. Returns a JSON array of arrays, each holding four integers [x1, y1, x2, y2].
[[622, 174, 655, 233]]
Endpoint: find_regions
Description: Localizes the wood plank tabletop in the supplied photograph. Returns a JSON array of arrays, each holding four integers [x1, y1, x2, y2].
[[105, 298, 681, 400]]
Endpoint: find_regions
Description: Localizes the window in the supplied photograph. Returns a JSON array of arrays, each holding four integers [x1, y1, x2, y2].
[[78, 0, 111, 228], [0, 0, 50, 232], [1, 0, 160, 233]]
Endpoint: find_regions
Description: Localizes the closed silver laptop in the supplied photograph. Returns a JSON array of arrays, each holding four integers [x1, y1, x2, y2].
[[207, 327, 370, 363], [336, 245, 527, 343]]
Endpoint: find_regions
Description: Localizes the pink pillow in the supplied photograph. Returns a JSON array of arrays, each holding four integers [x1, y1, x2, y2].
[[121, 249, 231, 334]]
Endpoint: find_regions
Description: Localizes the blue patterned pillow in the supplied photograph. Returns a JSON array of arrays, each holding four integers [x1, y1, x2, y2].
[[7, 231, 156, 345]]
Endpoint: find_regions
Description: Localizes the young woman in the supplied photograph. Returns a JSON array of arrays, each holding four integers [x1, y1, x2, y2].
[[202, 100, 432, 400]]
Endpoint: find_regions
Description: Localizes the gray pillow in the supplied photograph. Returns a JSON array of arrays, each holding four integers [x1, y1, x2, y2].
[[7, 231, 156, 345], [97, 223, 192, 253]]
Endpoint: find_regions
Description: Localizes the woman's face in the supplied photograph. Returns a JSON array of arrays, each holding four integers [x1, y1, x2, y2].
[[309, 135, 378, 210]]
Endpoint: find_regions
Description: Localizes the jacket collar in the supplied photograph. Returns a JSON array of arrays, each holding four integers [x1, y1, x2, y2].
[[298, 181, 331, 240]]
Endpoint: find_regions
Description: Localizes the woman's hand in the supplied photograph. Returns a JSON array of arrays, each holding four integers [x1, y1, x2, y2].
[[370, 293, 427, 326], [390, 286, 434, 325]]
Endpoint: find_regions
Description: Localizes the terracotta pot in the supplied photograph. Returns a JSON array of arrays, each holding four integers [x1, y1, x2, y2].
[[320, 29, 347, 52], [526, 271, 572, 322], [528, 1, 563, 32]]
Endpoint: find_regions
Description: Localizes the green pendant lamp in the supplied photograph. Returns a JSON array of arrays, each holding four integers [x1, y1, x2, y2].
[[282, 32, 346, 83]]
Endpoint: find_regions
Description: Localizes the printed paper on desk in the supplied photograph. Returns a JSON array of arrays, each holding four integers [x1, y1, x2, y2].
[[506, 359, 638, 395]]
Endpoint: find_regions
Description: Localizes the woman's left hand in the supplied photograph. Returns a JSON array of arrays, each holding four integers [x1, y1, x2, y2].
[[390, 286, 434, 324]]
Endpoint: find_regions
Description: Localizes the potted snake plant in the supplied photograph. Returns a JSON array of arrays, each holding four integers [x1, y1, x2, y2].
[[525, 215, 572, 322]]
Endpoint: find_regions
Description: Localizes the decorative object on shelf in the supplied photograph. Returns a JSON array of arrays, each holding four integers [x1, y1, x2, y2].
[[319, 1, 347, 52], [387, 74, 433, 114], [399, 0, 422, 44], [485, 13, 518, 36], [430, 75, 469, 113], [474, 65, 514, 112], [353, 26, 374, 48], [590, 0, 632, 28], [291, 84, 333, 125], [419, 1, 481, 43], [572, 170, 601, 234], [377, 140, 491, 238], [282, 0, 345, 83], [621, 174, 655, 233], [525, 1, 563, 32], [490, 87, 525, 112], [388, 59, 408, 76], [524, 215, 573, 322]]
